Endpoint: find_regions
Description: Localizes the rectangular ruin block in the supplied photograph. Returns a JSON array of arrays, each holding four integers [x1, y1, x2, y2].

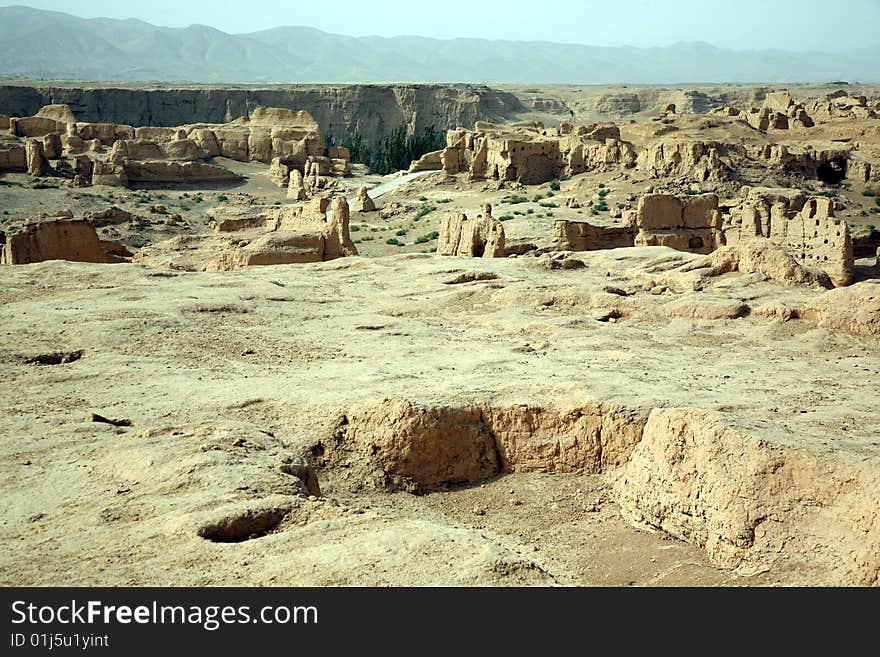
[[552, 220, 636, 251], [636, 194, 684, 230], [0, 143, 26, 170], [237, 231, 325, 266], [10, 116, 64, 138], [1, 219, 115, 265], [767, 197, 853, 286], [682, 194, 719, 229], [636, 193, 724, 254]]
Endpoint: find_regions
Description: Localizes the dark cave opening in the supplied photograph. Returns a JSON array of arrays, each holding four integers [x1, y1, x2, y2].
[[817, 158, 847, 185]]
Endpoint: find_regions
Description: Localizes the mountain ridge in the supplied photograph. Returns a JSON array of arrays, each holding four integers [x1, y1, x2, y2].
[[1, 5, 878, 83]]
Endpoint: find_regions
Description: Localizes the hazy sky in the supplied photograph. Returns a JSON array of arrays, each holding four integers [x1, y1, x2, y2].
[[3, 0, 879, 51]]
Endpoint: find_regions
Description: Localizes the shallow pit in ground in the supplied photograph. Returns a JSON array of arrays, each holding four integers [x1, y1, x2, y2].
[[197, 507, 289, 543], [24, 349, 84, 365], [314, 398, 880, 586], [343, 472, 783, 586]]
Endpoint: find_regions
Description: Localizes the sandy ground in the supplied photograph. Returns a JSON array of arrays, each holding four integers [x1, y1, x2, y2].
[[1, 248, 878, 586]]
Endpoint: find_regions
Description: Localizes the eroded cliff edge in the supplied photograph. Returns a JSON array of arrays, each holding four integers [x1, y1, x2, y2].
[[0, 83, 525, 142]]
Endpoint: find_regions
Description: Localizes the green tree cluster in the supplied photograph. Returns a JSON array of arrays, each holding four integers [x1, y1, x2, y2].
[[331, 124, 446, 175]]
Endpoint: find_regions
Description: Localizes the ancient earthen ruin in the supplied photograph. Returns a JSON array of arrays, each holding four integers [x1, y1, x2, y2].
[[2, 104, 352, 193], [2, 73, 880, 590]]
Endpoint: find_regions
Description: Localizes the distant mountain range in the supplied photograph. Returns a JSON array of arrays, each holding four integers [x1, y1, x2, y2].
[[1, 5, 878, 84]]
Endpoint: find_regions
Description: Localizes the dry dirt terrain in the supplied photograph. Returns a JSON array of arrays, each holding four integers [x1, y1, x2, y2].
[[1, 83, 880, 587], [2, 252, 877, 586]]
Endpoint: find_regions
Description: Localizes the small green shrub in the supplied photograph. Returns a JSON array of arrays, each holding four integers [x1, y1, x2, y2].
[[395, 229, 407, 236], [414, 204, 435, 220], [532, 194, 543, 202], [498, 215, 514, 221], [508, 195, 529, 205], [386, 238, 402, 246], [414, 231, 440, 244], [549, 180, 561, 191], [863, 188, 875, 197], [351, 225, 361, 232], [217, 195, 228, 202], [539, 201, 558, 208]]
